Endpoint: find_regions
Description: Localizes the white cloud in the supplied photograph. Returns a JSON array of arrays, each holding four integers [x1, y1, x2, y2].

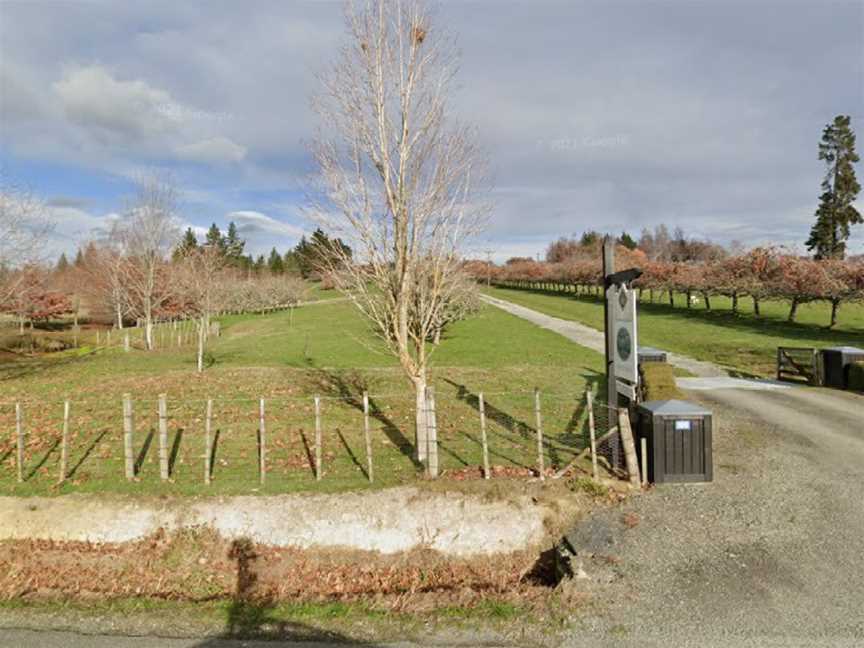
[[53, 65, 177, 138], [175, 136, 247, 164]]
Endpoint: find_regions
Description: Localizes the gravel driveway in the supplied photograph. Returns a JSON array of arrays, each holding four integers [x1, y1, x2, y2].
[[561, 385, 864, 648]]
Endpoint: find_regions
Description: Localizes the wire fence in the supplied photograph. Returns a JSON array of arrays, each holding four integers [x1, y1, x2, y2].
[[0, 387, 624, 495]]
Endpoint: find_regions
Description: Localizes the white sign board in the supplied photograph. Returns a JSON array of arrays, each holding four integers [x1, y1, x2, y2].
[[609, 284, 638, 384]]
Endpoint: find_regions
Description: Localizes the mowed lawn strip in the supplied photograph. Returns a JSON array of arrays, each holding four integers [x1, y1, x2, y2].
[[485, 286, 864, 377], [0, 302, 604, 496]]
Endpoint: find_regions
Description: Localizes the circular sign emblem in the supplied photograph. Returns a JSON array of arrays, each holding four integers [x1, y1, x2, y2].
[[618, 289, 628, 310], [616, 326, 632, 361]]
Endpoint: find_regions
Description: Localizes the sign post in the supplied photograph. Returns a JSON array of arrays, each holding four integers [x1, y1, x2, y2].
[[602, 237, 617, 421]]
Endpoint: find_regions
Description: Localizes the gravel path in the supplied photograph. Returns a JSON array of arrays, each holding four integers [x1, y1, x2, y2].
[[481, 295, 728, 378], [562, 385, 864, 647]]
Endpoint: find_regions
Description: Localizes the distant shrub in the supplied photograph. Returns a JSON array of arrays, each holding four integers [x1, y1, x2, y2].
[[640, 362, 684, 401]]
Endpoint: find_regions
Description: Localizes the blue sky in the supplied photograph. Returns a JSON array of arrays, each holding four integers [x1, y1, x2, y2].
[[1, 0, 862, 262]]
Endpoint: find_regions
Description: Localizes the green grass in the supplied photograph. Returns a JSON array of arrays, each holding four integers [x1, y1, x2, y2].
[[0, 301, 605, 497], [486, 286, 864, 377]]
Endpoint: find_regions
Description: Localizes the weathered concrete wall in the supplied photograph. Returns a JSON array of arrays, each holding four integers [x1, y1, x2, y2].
[[0, 487, 551, 556]]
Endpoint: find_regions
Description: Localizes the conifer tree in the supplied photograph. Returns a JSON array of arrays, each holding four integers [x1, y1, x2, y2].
[[205, 223, 224, 251], [173, 227, 199, 261], [56, 252, 70, 272], [806, 115, 861, 259], [267, 247, 284, 274]]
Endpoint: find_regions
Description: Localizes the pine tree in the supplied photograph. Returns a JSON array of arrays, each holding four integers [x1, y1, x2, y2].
[[617, 231, 637, 250], [267, 247, 285, 274], [56, 253, 70, 272], [806, 115, 861, 259], [74, 249, 85, 267], [173, 227, 199, 261], [224, 222, 245, 262], [254, 254, 266, 274], [283, 250, 301, 275], [205, 223, 224, 251]]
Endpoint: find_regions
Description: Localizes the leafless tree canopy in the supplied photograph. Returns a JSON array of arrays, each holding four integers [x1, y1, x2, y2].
[[309, 0, 488, 468], [0, 181, 54, 303], [111, 173, 181, 350]]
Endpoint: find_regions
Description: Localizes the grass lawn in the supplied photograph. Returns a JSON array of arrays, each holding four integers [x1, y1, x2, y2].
[[485, 286, 864, 377], [0, 301, 605, 497]]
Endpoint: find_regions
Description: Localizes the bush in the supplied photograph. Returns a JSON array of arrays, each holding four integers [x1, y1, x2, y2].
[[640, 362, 684, 401], [847, 361, 864, 392]]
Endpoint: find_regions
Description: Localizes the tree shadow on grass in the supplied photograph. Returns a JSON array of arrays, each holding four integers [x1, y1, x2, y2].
[[25, 438, 60, 481], [336, 427, 368, 480], [65, 429, 108, 480], [169, 429, 184, 476], [307, 369, 422, 470], [298, 430, 316, 477], [134, 429, 155, 475]]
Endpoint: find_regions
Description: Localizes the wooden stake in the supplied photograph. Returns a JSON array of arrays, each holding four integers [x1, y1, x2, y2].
[[618, 408, 641, 488], [534, 388, 545, 480], [640, 436, 648, 487], [204, 399, 213, 485], [479, 392, 490, 480], [426, 386, 438, 478], [124, 333, 130, 352], [362, 391, 373, 483], [58, 400, 70, 484], [15, 403, 24, 483], [158, 394, 169, 480], [314, 396, 322, 481], [123, 394, 134, 479], [587, 391, 598, 480], [96, 330, 101, 346], [259, 398, 266, 485]]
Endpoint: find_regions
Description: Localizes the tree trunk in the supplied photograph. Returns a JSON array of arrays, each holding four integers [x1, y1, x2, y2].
[[731, 293, 739, 314], [649, 289, 654, 303], [116, 304, 124, 330], [686, 290, 692, 309], [788, 297, 799, 322], [433, 328, 441, 345], [145, 317, 154, 350], [413, 373, 428, 464], [753, 296, 760, 317], [703, 292, 711, 310], [197, 316, 206, 373], [668, 291, 674, 308], [829, 299, 840, 328]]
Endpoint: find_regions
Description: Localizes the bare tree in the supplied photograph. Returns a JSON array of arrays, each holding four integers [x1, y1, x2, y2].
[[112, 174, 181, 350], [177, 246, 226, 372], [309, 0, 488, 472], [0, 182, 53, 305]]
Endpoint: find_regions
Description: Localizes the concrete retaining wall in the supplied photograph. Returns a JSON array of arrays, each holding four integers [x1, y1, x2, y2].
[[0, 487, 551, 556]]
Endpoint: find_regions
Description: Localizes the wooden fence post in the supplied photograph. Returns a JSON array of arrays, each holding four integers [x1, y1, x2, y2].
[[640, 436, 648, 487], [314, 396, 322, 481], [426, 386, 438, 478], [123, 394, 135, 479], [58, 400, 70, 484], [478, 392, 490, 480], [587, 391, 598, 480], [15, 402, 24, 483], [158, 394, 169, 480], [259, 398, 266, 485], [618, 408, 641, 488], [534, 388, 545, 480], [204, 399, 213, 485], [362, 391, 373, 483]]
